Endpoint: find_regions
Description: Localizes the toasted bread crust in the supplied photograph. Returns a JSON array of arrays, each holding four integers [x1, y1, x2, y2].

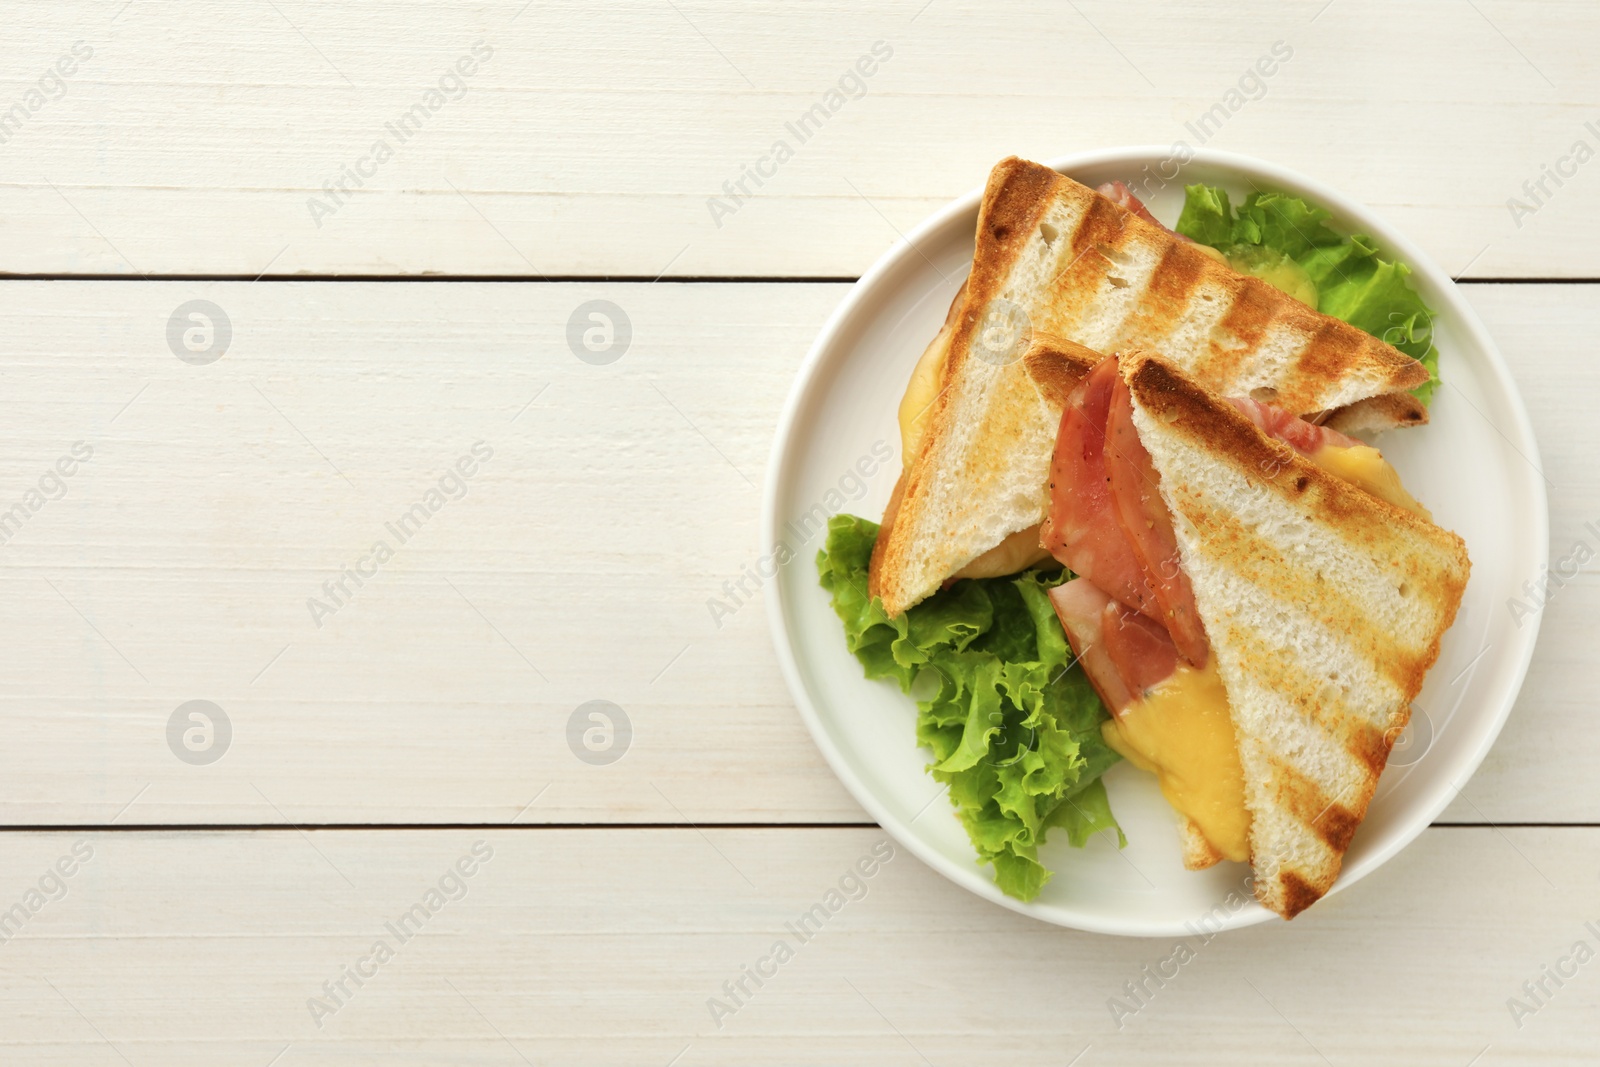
[[1324, 390, 1429, 433], [1181, 818, 1225, 870], [867, 470, 908, 603], [1022, 334, 1101, 410], [1120, 351, 1469, 919]]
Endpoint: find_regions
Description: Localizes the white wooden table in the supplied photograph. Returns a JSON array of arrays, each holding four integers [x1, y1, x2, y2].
[[2, 2, 1596, 1062]]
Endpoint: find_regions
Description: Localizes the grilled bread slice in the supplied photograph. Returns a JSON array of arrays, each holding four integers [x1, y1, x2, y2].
[[991, 157, 1430, 420], [869, 156, 1432, 618], [1119, 351, 1469, 918]]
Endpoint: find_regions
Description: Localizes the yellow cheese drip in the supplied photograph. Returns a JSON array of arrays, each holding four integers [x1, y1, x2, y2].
[[1309, 443, 1430, 519], [898, 336, 948, 463], [951, 525, 1051, 580], [1101, 659, 1251, 863]]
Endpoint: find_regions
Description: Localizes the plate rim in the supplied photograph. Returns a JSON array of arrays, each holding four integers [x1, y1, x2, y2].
[[762, 145, 1549, 936]]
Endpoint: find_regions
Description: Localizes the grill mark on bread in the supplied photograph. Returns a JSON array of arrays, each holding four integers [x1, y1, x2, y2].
[[1048, 195, 1127, 329], [980, 158, 1060, 250], [957, 161, 1056, 357], [1204, 601, 1408, 790], [1349, 716, 1396, 776], [1069, 192, 1127, 262], [1301, 321, 1428, 399], [1203, 280, 1277, 387], [1112, 239, 1204, 356], [1208, 619, 1408, 756], [1143, 240, 1207, 321], [1295, 319, 1359, 392], [1273, 870, 1330, 920], [1271, 761, 1363, 854]]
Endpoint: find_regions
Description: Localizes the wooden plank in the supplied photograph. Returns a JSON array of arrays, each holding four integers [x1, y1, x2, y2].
[[0, 826, 1593, 1063], [1438, 285, 1600, 823], [0, 279, 1587, 825], [0, 279, 849, 826], [3, 1, 1597, 278]]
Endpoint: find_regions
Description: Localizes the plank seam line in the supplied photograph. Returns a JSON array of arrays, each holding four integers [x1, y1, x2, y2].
[[0, 274, 1589, 285], [0, 273, 864, 284], [0, 822, 887, 832], [0, 821, 1587, 832]]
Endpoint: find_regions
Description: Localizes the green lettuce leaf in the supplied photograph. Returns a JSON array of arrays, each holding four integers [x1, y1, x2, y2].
[[817, 513, 1122, 901], [1175, 185, 1439, 406]]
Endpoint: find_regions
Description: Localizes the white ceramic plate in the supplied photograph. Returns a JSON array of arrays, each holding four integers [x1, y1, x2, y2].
[[763, 147, 1547, 936]]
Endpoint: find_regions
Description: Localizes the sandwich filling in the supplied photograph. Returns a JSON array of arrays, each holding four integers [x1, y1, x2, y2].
[[1048, 576, 1249, 861], [1042, 355, 1424, 864], [897, 325, 948, 462]]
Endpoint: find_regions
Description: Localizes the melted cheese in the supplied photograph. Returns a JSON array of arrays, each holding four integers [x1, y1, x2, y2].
[[1102, 659, 1250, 863], [1309, 443, 1430, 519], [898, 335, 948, 462], [952, 524, 1050, 579]]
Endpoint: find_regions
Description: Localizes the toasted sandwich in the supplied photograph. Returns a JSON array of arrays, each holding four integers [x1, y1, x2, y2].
[[869, 157, 1431, 618], [1046, 351, 1469, 918]]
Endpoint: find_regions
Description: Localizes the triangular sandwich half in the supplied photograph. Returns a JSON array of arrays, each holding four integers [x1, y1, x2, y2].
[[1048, 350, 1469, 918], [869, 157, 1432, 618]]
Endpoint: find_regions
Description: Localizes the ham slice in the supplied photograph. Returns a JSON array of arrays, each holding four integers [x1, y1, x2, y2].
[[1095, 181, 1163, 229], [1049, 579, 1134, 712], [1041, 360, 1160, 619], [1049, 578, 1180, 716], [1101, 597, 1181, 698], [1105, 376, 1209, 666], [1226, 396, 1362, 455], [1044, 356, 1207, 666]]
